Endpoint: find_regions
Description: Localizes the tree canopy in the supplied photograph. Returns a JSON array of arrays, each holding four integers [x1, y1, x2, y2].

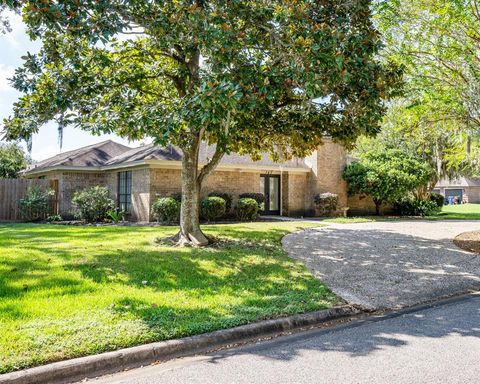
[[0, 142, 29, 178], [376, 0, 480, 130], [355, 0, 480, 186], [354, 99, 480, 189], [1, 0, 400, 244]]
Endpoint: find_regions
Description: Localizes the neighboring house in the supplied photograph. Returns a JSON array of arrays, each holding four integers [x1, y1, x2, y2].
[[434, 177, 480, 203], [23, 139, 369, 221]]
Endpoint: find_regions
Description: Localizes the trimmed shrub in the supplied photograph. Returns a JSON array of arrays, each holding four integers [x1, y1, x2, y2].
[[152, 197, 181, 223], [72, 186, 115, 223], [313, 192, 338, 216], [208, 191, 233, 212], [394, 198, 441, 217], [234, 197, 259, 221], [46, 214, 63, 222], [430, 192, 445, 208], [19, 186, 55, 221], [239, 193, 265, 205], [201, 196, 226, 222]]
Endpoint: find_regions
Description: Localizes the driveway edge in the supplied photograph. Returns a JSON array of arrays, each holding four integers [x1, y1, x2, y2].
[[0, 306, 359, 384]]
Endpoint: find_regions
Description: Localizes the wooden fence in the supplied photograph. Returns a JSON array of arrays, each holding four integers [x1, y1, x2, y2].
[[0, 179, 59, 221]]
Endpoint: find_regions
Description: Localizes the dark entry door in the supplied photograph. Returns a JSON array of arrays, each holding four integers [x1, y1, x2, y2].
[[260, 175, 281, 215]]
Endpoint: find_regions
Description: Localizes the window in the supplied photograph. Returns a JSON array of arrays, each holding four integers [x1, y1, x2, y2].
[[118, 171, 132, 213]]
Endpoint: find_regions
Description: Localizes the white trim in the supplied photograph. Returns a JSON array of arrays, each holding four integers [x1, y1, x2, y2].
[[23, 165, 102, 176], [24, 159, 310, 177], [145, 159, 309, 173]]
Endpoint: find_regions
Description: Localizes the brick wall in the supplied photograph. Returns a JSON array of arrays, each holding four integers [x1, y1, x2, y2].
[[41, 171, 107, 218], [347, 194, 395, 215], [304, 140, 349, 216], [203, 170, 263, 203], [149, 168, 309, 217], [149, 167, 263, 209], [282, 173, 309, 216], [32, 139, 381, 221]]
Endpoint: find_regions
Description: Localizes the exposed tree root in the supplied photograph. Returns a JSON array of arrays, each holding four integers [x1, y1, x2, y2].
[[156, 230, 211, 247]]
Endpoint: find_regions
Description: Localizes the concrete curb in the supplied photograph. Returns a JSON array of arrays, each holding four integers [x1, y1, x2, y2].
[[0, 306, 359, 384]]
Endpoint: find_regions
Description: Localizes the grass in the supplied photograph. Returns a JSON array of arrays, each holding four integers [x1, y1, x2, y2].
[[321, 204, 480, 223], [0, 221, 335, 373], [427, 203, 480, 220]]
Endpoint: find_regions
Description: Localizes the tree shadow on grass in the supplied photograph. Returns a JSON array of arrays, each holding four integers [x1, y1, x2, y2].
[[0, 224, 174, 247], [0, 225, 333, 337]]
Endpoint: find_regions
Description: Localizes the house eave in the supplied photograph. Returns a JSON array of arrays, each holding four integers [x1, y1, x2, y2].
[[23, 165, 103, 177], [145, 159, 310, 173], [23, 159, 310, 177]]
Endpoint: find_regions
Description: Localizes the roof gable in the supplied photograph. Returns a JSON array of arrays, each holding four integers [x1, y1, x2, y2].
[[26, 140, 132, 172]]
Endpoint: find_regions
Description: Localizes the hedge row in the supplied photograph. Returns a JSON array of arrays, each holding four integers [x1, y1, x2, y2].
[[152, 192, 263, 223]]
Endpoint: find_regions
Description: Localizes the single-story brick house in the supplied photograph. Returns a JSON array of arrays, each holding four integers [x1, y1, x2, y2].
[[23, 139, 372, 220], [434, 177, 480, 204]]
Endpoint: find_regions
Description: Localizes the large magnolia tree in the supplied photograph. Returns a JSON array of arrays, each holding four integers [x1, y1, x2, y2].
[[1, 0, 399, 245]]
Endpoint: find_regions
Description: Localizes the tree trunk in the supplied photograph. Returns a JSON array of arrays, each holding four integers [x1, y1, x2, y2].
[[177, 147, 209, 247], [176, 139, 225, 247], [374, 199, 382, 216]]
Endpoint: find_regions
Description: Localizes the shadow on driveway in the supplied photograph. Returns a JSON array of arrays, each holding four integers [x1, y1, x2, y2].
[[282, 222, 480, 310]]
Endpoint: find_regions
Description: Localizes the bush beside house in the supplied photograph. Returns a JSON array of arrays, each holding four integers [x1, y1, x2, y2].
[[152, 197, 181, 224], [19, 186, 55, 221], [201, 197, 226, 222], [313, 193, 339, 217], [239, 193, 265, 205], [430, 192, 445, 208], [235, 198, 260, 221], [72, 186, 115, 223], [393, 198, 441, 217], [208, 192, 233, 213]]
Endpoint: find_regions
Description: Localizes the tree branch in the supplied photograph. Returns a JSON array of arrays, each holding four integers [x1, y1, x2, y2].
[[197, 146, 225, 185]]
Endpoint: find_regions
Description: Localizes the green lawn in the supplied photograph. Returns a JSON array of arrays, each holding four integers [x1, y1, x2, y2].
[[0, 222, 335, 373], [321, 204, 480, 223], [428, 203, 480, 220]]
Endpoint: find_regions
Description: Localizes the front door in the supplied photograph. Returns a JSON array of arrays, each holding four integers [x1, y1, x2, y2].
[[260, 175, 281, 215]]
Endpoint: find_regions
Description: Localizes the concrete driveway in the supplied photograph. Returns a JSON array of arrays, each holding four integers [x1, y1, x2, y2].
[[282, 221, 480, 310]]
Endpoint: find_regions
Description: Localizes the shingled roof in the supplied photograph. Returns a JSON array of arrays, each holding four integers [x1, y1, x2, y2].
[[436, 177, 480, 187], [25, 140, 132, 172], [25, 140, 309, 174], [106, 142, 309, 169]]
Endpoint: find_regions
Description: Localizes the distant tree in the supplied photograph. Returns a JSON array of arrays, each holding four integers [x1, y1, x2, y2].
[[0, 142, 29, 178], [2, 0, 400, 245], [376, 0, 480, 131], [354, 99, 480, 191], [343, 148, 433, 215]]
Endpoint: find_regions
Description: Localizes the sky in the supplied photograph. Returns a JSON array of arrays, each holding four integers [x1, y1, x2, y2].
[[0, 11, 141, 162]]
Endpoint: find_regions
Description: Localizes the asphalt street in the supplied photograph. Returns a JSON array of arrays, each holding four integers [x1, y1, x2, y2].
[[89, 295, 480, 384]]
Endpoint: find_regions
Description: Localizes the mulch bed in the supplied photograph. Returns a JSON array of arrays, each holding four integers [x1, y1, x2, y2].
[[453, 230, 480, 254]]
